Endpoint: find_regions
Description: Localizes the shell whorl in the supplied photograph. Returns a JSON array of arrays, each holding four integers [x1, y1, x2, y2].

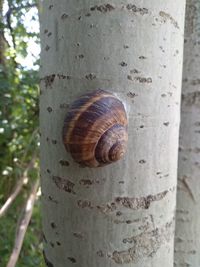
[[62, 89, 128, 167]]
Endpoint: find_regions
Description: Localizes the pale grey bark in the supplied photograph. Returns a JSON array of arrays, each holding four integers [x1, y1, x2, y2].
[[174, 1, 200, 266], [40, 1, 186, 266]]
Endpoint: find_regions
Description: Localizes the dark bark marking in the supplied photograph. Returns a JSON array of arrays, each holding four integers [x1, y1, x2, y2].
[[49, 5, 53, 10], [112, 220, 173, 264], [119, 61, 127, 67], [159, 11, 179, 29], [61, 13, 68, 20], [127, 92, 137, 98], [42, 232, 47, 243], [79, 179, 93, 186], [126, 4, 148, 15], [76, 54, 84, 59], [139, 159, 146, 164], [73, 232, 84, 239], [176, 209, 189, 215], [53, 176, 76, 194], [176, 217, 191, 223], [114, 218, 141, 224], [97, 202, 117, 213], [194, 121, 200, 126], [79, 178, 106, 186], [130, 69, 140, 74], [77, 188, 173, 214], [60, 103, 69, 109], [97, 250, 104, 257], [50, 242, 54, 248], [115, 190, 168, 210], [85, 73, 96, 80], [128, 75, 152, 83], [123, 45, 129, 49], [161, 93, 167, 97], [90, 4, 115, 13], [51, 222, 56, 229], [182, 91, 200, 106], [59, 160, 70, 167], [139, 56, 147, 59], [175, 237, 184, 243], [103, 56, 110, 61], [43, 251, 54, 267], [41, 73, 69, 88], [135, 76, 152, 83], [47, 107, 53, 113], [51, 139, 57, 144], [48, 195, 58, 204], [163, 122, 169, 126], [77, 200, 93, 208], [56, 241, 61, 246], [159, 46, 165, 53], [191, 79, 200, 85], [57, 74, 67, 79], [43, 74, 56, 88], [47, 32, 52, 37], [114, 219, 133, 224], [45, 45, 50, 51], [68, 257, 76, 263]]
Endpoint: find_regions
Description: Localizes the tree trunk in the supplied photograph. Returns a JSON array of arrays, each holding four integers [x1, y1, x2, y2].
[[174, 1, 200, 266], [0, 0, 5, 66], [40, 1, 186, 266]]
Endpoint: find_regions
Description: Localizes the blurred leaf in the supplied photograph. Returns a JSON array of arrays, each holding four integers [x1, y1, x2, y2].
[[0, 0, 43, 266]]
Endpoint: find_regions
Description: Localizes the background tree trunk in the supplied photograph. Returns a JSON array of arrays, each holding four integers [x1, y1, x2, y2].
[[174, 1, 200, 266], [0, 0, 5, 66], [40, 1, 185, 266]]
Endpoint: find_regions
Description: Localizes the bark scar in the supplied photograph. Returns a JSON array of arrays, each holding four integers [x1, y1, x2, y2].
[[52, 176, 76, 194], [159, 11, 179, 29], [180, 176, 196, 203], [112, 220, 174, 264]]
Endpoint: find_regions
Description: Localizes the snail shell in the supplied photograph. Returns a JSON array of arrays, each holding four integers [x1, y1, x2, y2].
[[62, 89, 128, 167]]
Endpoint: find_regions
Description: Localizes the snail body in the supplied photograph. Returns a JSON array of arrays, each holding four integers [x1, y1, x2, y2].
[[62, 89, 128, 167]]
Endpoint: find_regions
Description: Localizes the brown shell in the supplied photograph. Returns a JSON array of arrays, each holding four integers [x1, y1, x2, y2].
[[62, 89, 128, 167]]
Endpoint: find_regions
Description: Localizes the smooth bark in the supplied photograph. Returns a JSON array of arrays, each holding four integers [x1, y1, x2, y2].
[[174, 1, 200, 266], [40, 1, 186, 266]]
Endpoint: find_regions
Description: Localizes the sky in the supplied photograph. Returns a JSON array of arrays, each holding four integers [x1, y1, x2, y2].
[[3, 1, 40, 70]]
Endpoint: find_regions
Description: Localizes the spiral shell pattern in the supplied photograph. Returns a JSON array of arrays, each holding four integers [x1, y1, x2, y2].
[[62, 89, 128, 167]]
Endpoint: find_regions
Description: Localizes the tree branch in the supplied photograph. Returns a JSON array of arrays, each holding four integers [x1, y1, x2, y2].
[[0, 153, 37, 218], [5, 2, 16, 49], [6, 179, 40, 267], [12, 3, 37, 12]]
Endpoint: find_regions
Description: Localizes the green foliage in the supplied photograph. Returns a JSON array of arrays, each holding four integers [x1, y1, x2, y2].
[[0, 0, 44, 266]]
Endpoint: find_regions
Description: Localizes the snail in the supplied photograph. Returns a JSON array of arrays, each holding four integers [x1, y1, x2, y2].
[[62, 89, 128, 167]]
